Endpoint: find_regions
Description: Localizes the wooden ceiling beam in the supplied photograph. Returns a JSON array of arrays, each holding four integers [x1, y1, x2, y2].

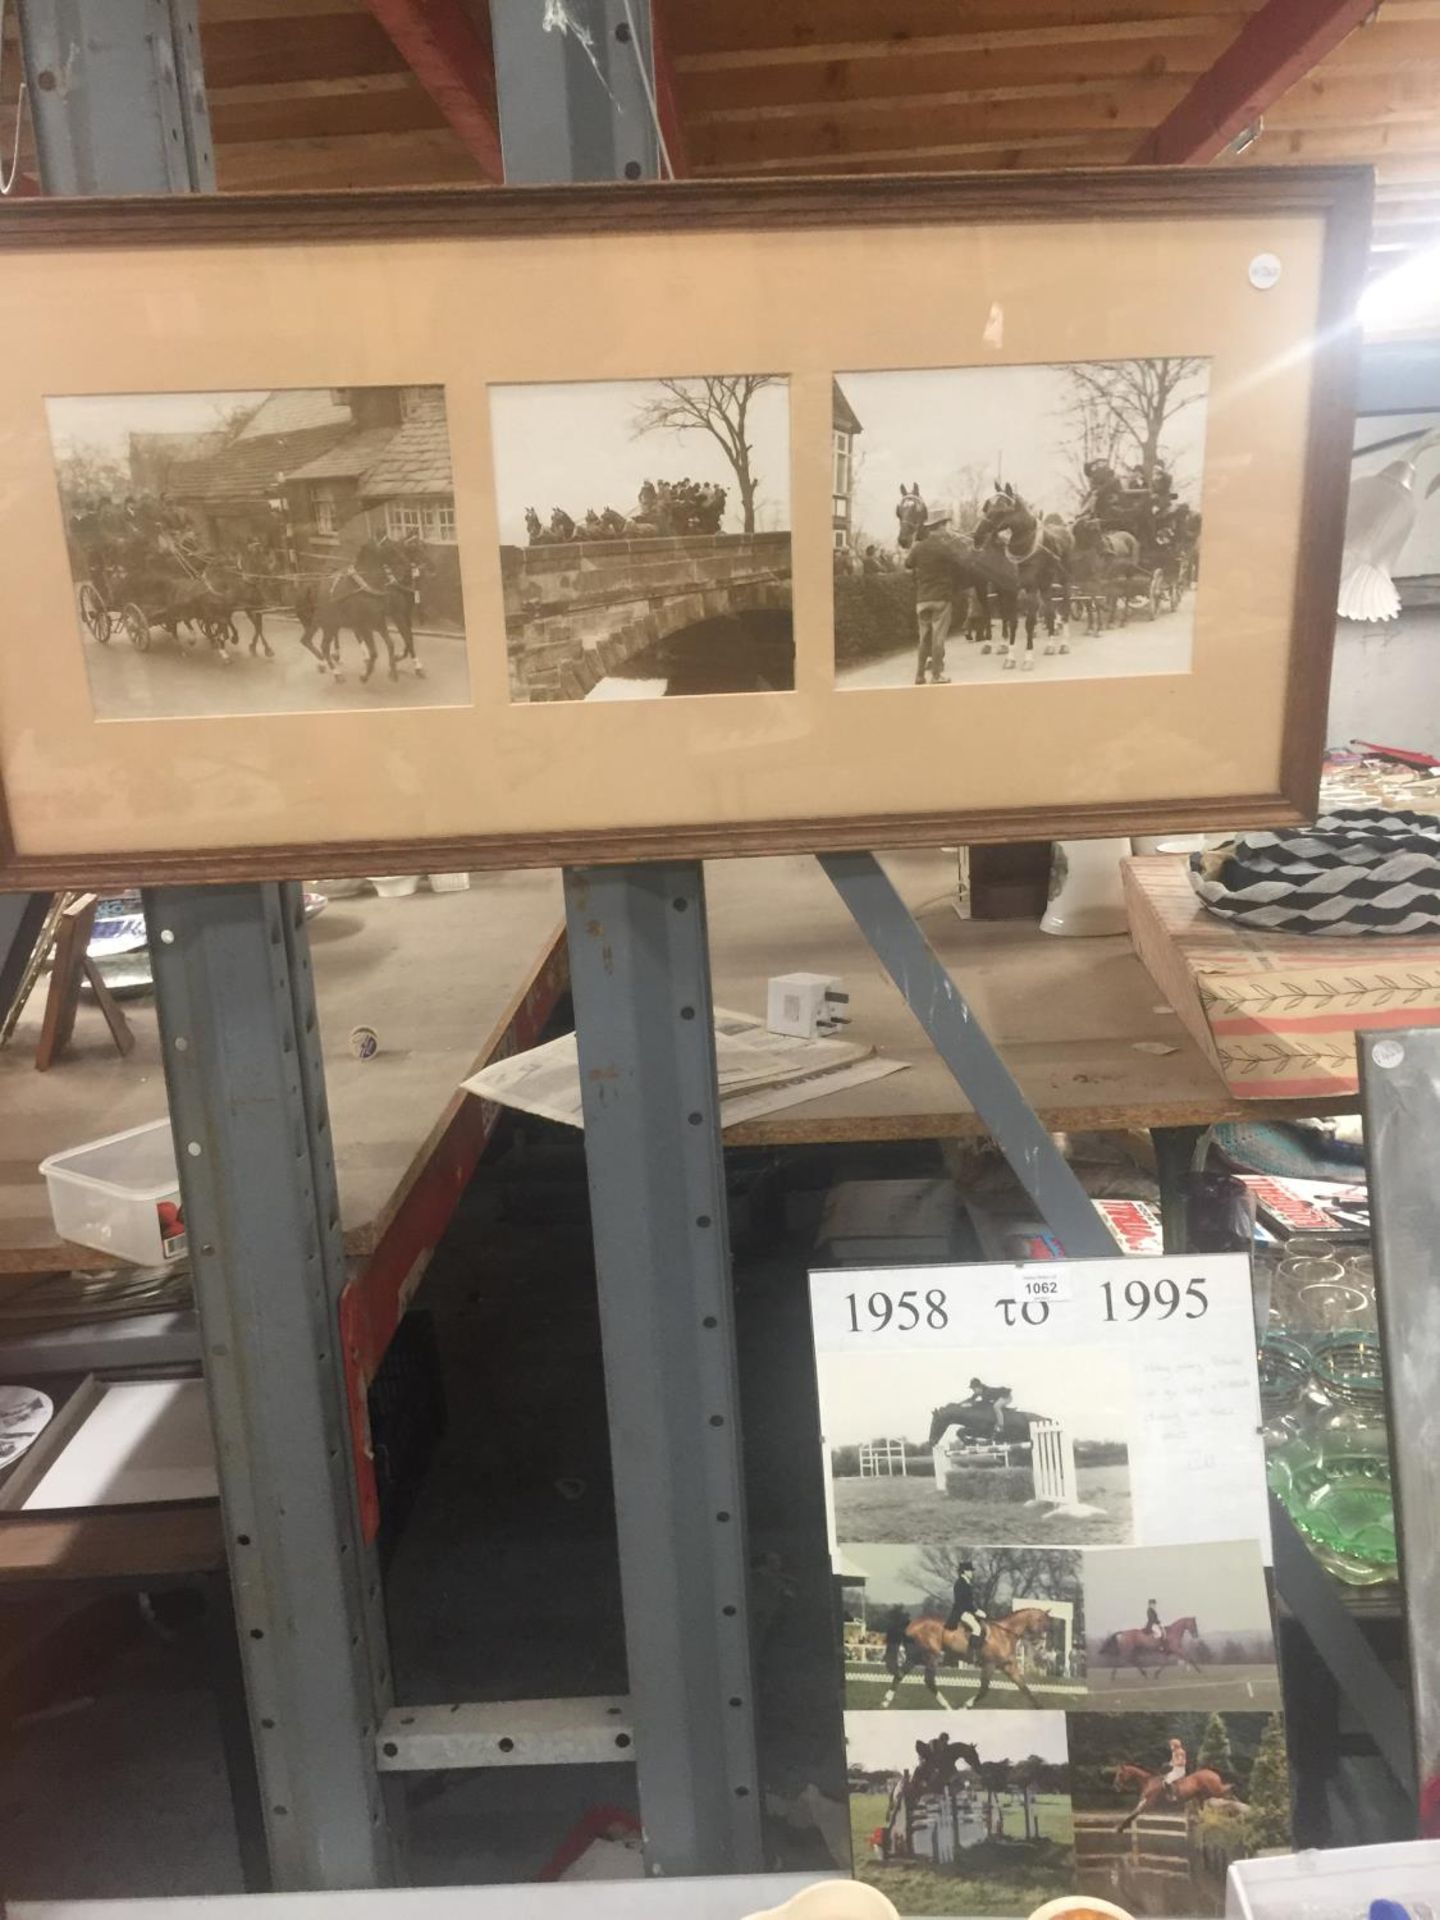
[[202, 0, 362, 20], [214, 125, 482, 190], [1129, 0, 1381, 164], [669, 0, 1261, 63], [690, 60, 1440, 171], [693, 124, 1147, 175], [208, 73, 419, 108], [681, 32, 1234, 121], [211, 80, 444, 145], [201, 13, 406, 89], [1225, 121, 1440, 164], [361, 0, 502, 181], [692, 78, 1199, 168], [677, 18, 1440, 120], [676, 13, 1248, 76]]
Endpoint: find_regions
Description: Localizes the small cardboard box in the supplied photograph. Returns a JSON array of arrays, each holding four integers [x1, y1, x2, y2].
[[1123, 855, 1440, 1099]]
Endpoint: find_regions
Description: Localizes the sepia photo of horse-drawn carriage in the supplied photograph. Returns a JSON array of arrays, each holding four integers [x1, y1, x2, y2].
[[48, 385, 471, 720], [833, 357, 1208, 689]]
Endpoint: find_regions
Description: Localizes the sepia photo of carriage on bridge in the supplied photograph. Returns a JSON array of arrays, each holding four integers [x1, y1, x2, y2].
[[822, 1347, 1136, 1549], [831, 357, 1208, 689], [47, 385, 471, 720], [490, 374, 793, 703]]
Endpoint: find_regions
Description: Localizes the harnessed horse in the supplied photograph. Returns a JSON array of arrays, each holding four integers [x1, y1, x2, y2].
[[294, 552, 401, 685], [977, 487, 1071, 656]]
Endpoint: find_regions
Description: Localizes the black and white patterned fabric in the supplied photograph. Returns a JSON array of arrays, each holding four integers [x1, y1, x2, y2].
[[1189, 810, 1440, 935]]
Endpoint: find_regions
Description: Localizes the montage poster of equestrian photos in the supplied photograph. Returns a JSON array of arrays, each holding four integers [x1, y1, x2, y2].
[[47, 386, 470, 719], [831, 358, 1208, 687], [489, 375, 794, 702], [809, 1257, 1288, 1917]]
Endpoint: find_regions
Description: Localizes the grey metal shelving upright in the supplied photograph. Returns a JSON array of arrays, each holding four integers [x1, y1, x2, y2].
[[8, 0, 1420, 1890], [19, 1, 396, 1888]]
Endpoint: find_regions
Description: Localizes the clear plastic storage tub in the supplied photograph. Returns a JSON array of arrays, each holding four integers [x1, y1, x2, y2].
[[1228, 1840, 1440, 1920], [39, 1118, 186, 1266]]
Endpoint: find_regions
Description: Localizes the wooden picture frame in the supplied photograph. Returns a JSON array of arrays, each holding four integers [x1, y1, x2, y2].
[[0, 168, 1371, 886]]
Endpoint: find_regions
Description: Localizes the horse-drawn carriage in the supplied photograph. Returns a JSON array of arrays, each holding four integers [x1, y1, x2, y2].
[[70, 518, 429, 685], [75, 542, 239, 657], [895, 477, 1199, 661], [1105, 517, 1196, 625]]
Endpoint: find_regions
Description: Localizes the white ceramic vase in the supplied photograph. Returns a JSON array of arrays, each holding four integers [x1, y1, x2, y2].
[[1040, 837, 1132, 937]]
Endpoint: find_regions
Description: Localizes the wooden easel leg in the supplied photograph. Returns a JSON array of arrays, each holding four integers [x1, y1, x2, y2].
[[82, 955, 135, 1057], [35, 898, 98, 1072]]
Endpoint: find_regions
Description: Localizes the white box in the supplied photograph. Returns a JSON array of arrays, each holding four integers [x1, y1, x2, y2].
[[1228, 1839, 1440, 1920], [766, 972, 847, 1039], [39, 1117, 186, 1266]]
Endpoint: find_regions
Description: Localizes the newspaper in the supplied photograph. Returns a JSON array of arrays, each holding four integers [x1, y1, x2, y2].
[[462, 1006, 908, 1129]]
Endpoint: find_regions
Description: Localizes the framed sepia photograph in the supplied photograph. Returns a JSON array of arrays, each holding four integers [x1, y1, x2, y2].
[[0, 169, 1370, 885], [833, 359, 1209, 687], [49, 383, 469, 717]]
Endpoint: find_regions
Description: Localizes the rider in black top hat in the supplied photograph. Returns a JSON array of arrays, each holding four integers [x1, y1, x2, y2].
[[945, 1561, 986, 1655]]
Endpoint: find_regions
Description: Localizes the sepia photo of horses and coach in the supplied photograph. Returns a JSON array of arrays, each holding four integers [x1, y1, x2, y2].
[[832, 357, 1208, 688], [48, 384, 471, 719]]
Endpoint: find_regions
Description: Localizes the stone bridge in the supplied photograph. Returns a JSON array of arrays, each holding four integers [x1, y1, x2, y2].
[[502, 531, 792, 702]]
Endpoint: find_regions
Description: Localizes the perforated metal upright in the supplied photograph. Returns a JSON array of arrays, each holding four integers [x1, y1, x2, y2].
[[491, 0, 765, 1874], [19, 1, 396, 1889]]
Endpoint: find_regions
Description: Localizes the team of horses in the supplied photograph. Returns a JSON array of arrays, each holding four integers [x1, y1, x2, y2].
[[80, 536, 427, 687], [895, 481, 1199, 664]]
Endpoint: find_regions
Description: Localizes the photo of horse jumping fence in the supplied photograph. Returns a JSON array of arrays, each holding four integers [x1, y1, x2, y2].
[[859, 1439, 909, 1477], [885, 1777, 991, 1866], [933, 1417, 1106, 1525], [1074, 1806, 1242, 1918]]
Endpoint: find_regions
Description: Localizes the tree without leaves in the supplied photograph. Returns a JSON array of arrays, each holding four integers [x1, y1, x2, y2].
[[55, 448, 128, 507], [1063, 357, 1209, 494], [630, 376, 779, 533], [1059, 385, 1129, 505], [906, 1543, 1080, 1616]]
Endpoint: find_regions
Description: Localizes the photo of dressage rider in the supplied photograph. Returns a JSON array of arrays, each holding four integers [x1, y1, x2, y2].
[[944, 1559, 987, 1654]]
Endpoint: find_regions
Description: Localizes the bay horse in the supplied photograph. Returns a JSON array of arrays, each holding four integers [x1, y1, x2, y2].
[[882, 1608, 1051, 1710], [1112, 1761, 1238, 1833], [1100, 1614, 1201, 1683]]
